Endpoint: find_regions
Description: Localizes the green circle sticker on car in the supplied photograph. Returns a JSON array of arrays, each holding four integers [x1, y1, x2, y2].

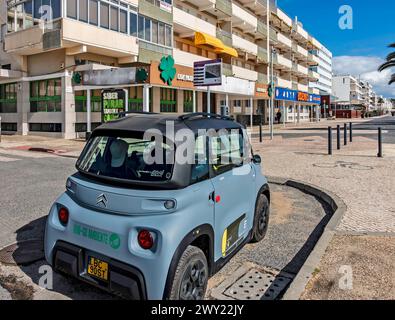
[[109, 233, 121, 250]]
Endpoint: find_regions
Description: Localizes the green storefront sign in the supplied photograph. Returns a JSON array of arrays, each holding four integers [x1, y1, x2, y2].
[[102, 89, 126, 123]]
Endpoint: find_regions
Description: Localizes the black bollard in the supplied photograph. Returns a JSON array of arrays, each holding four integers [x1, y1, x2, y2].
[[328, 127, 333, 155], [344, 123, 347, 146], [259, 124, 263, 143], [378, 127, 383, 158], [337, 125, 341, 150], [350, 122, 353, 142]]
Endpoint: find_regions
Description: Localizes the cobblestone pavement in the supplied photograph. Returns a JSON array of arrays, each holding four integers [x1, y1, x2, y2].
[[252, 135, 395, 234], [251, 122, 395, 299]]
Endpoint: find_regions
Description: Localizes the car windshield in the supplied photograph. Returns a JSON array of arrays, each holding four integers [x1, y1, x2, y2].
[[77, 135, 174, 182]]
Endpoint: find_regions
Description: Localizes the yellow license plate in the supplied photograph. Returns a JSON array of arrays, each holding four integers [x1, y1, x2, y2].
[[87, 257, 109, 281]]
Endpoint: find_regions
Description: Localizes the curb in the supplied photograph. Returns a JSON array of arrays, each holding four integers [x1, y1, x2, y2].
[[267, 176, 347, 300]]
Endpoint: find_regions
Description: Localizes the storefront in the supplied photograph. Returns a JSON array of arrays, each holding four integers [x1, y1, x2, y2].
[[275, 87, 321, 123]]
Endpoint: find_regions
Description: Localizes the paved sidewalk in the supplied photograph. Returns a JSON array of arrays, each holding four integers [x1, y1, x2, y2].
[[0, 135, 85, 158], [251, 133, 395, 299]]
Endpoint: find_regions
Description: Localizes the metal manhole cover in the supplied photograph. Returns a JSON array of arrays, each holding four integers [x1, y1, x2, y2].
[[209, 264, 294, 301], [0, 240, 44, 266]]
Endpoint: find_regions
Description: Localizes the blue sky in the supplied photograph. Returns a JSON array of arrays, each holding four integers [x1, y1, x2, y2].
[[278, 0, 395, 97]]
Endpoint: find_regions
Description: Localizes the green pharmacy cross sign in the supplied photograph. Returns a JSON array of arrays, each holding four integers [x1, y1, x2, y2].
[[159, 55, 176, 86], [101, 89, 126, 123]]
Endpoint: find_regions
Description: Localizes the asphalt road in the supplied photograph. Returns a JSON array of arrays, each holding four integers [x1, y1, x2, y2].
[[0, 149, 330, 300]]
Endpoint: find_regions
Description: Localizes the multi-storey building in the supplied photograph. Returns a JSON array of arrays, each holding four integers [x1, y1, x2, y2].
[[1, 0, 330, 138], [308, 38, 332, 95], [332, 75, 363, 106]]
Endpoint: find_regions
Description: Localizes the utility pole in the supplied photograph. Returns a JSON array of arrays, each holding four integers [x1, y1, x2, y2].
[[270, 46, 275, 140]]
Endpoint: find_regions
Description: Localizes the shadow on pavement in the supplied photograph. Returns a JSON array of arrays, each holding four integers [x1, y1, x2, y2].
[[12, 216, 116, 300]]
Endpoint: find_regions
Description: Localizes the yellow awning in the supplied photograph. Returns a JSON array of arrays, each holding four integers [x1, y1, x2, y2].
[[215, 46, 239, 58], [194, 32, 238, 58], [195, 32, 224, 50]]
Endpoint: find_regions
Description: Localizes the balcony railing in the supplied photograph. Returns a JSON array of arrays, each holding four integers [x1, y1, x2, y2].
[[216, 0, 233, 17], [258, 46, 268, 63], [217, 29, 233, 47]]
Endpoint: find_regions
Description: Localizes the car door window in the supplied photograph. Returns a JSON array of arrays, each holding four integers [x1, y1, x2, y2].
[[210, 130, 244, 176], [191, 135, 209, 184]]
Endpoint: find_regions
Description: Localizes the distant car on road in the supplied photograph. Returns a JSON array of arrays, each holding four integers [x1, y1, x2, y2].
[[44, 112, 270, 300]]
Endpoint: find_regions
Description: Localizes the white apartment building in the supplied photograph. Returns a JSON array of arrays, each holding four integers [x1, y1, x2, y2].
[[308, 39, 332, 96], [332, 75, 363, 106], [1, 0, 329, 138]]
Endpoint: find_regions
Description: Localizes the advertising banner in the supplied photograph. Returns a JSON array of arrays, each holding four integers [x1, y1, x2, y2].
[[101, 89, 126, 123], [194, 59, 223, 87]]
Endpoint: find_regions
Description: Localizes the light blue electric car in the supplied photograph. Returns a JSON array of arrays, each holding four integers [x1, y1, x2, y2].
[[44, 112, 270, 300]]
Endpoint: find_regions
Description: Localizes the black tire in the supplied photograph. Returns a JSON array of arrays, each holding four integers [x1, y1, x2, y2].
[[251, 193, 270, 243], [168, 246, 209, 300]]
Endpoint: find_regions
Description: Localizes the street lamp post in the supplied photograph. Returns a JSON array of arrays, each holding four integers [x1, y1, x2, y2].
[[270, 46, 276, 140]]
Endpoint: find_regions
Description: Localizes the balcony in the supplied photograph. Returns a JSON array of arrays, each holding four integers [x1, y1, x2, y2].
[[4, 19, 139, 58], [309, 36, 321, 49], [292, 43, 308, 58], [269, 27, 278, 42], [173, 49, 210, 68], [231, 2, 258, 32], [307, 53, 320, 66], [232, 34, 258, 56], [293, 23, 309, 44], [298, 83, 309, 92], [258, 72, 268, 83], [215, 0, 233, 18], [139, 0, 173, 25], [237, 0, 275, 17], [308, 70, 319, 81], [292, 63, 308, 76], [273, 53, 292, 70], [217, 29, 233, 47], [232, 65, 258, 82], [257, 46, 268, 64], [173, 7, 216, 37], [309, 88, 320, 95], [275, 77, 292, 89], [276, 32, 292, 50]]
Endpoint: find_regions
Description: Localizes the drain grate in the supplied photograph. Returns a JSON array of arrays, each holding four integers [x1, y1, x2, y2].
[[209, 264, 294, 301], [0, 240, 44, 266], [224, 269, 292, 300]]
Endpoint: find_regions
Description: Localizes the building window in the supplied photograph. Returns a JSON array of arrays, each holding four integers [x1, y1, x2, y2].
[[160, 88, 177, 113], [79, 0, 88, 22], [0, 83, 17, 113], [120, 9, 127, 33], [233, 100, 241, 107], [30, 78, 62, 112], [1, 122, 17, 131], [100, 2, 109, 29], [89, 0, 98, 25], [183, 90, 194, 113], [130, 12, 137, 36], [75, 122, 101, 132], [110, 5, 119, 31], [75, 90, 102, 112], [67, 0, 78, 19], [29, 123, 62, 132], [128, 86, 143, 112]]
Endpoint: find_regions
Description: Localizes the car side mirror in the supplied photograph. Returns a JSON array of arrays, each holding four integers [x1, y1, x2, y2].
[[252, 154, 262, 164]]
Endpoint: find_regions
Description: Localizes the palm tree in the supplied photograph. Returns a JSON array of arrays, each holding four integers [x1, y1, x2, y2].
[[378, 43, 395, 85]]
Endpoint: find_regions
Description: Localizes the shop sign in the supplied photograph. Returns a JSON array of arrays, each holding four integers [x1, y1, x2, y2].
[[298, 91, 309, 102], [194, 59, 222, 87], [275, 87, 297, 101], [101, 89, 126, 123], [255, 83, 269, 99], [177, 74, 194, 82], [159, 56, 177, 86], [83, 68, 137, 86]]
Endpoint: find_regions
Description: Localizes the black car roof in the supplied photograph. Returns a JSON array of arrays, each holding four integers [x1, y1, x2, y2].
[[93, 112, 244, 136]]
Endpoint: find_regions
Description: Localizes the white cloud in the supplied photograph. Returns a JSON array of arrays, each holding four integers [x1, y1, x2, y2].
[[333, 56, 395, 98]]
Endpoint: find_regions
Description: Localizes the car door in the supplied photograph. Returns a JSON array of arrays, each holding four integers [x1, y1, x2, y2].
[[209, 129, 255, 262]]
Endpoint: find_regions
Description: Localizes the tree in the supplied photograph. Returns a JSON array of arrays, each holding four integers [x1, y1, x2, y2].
[[378, 43, 395, 85]]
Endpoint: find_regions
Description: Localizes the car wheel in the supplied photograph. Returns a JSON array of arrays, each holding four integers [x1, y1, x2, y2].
[[168, 245, 208, 300], [251, 193, 270, 243]]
